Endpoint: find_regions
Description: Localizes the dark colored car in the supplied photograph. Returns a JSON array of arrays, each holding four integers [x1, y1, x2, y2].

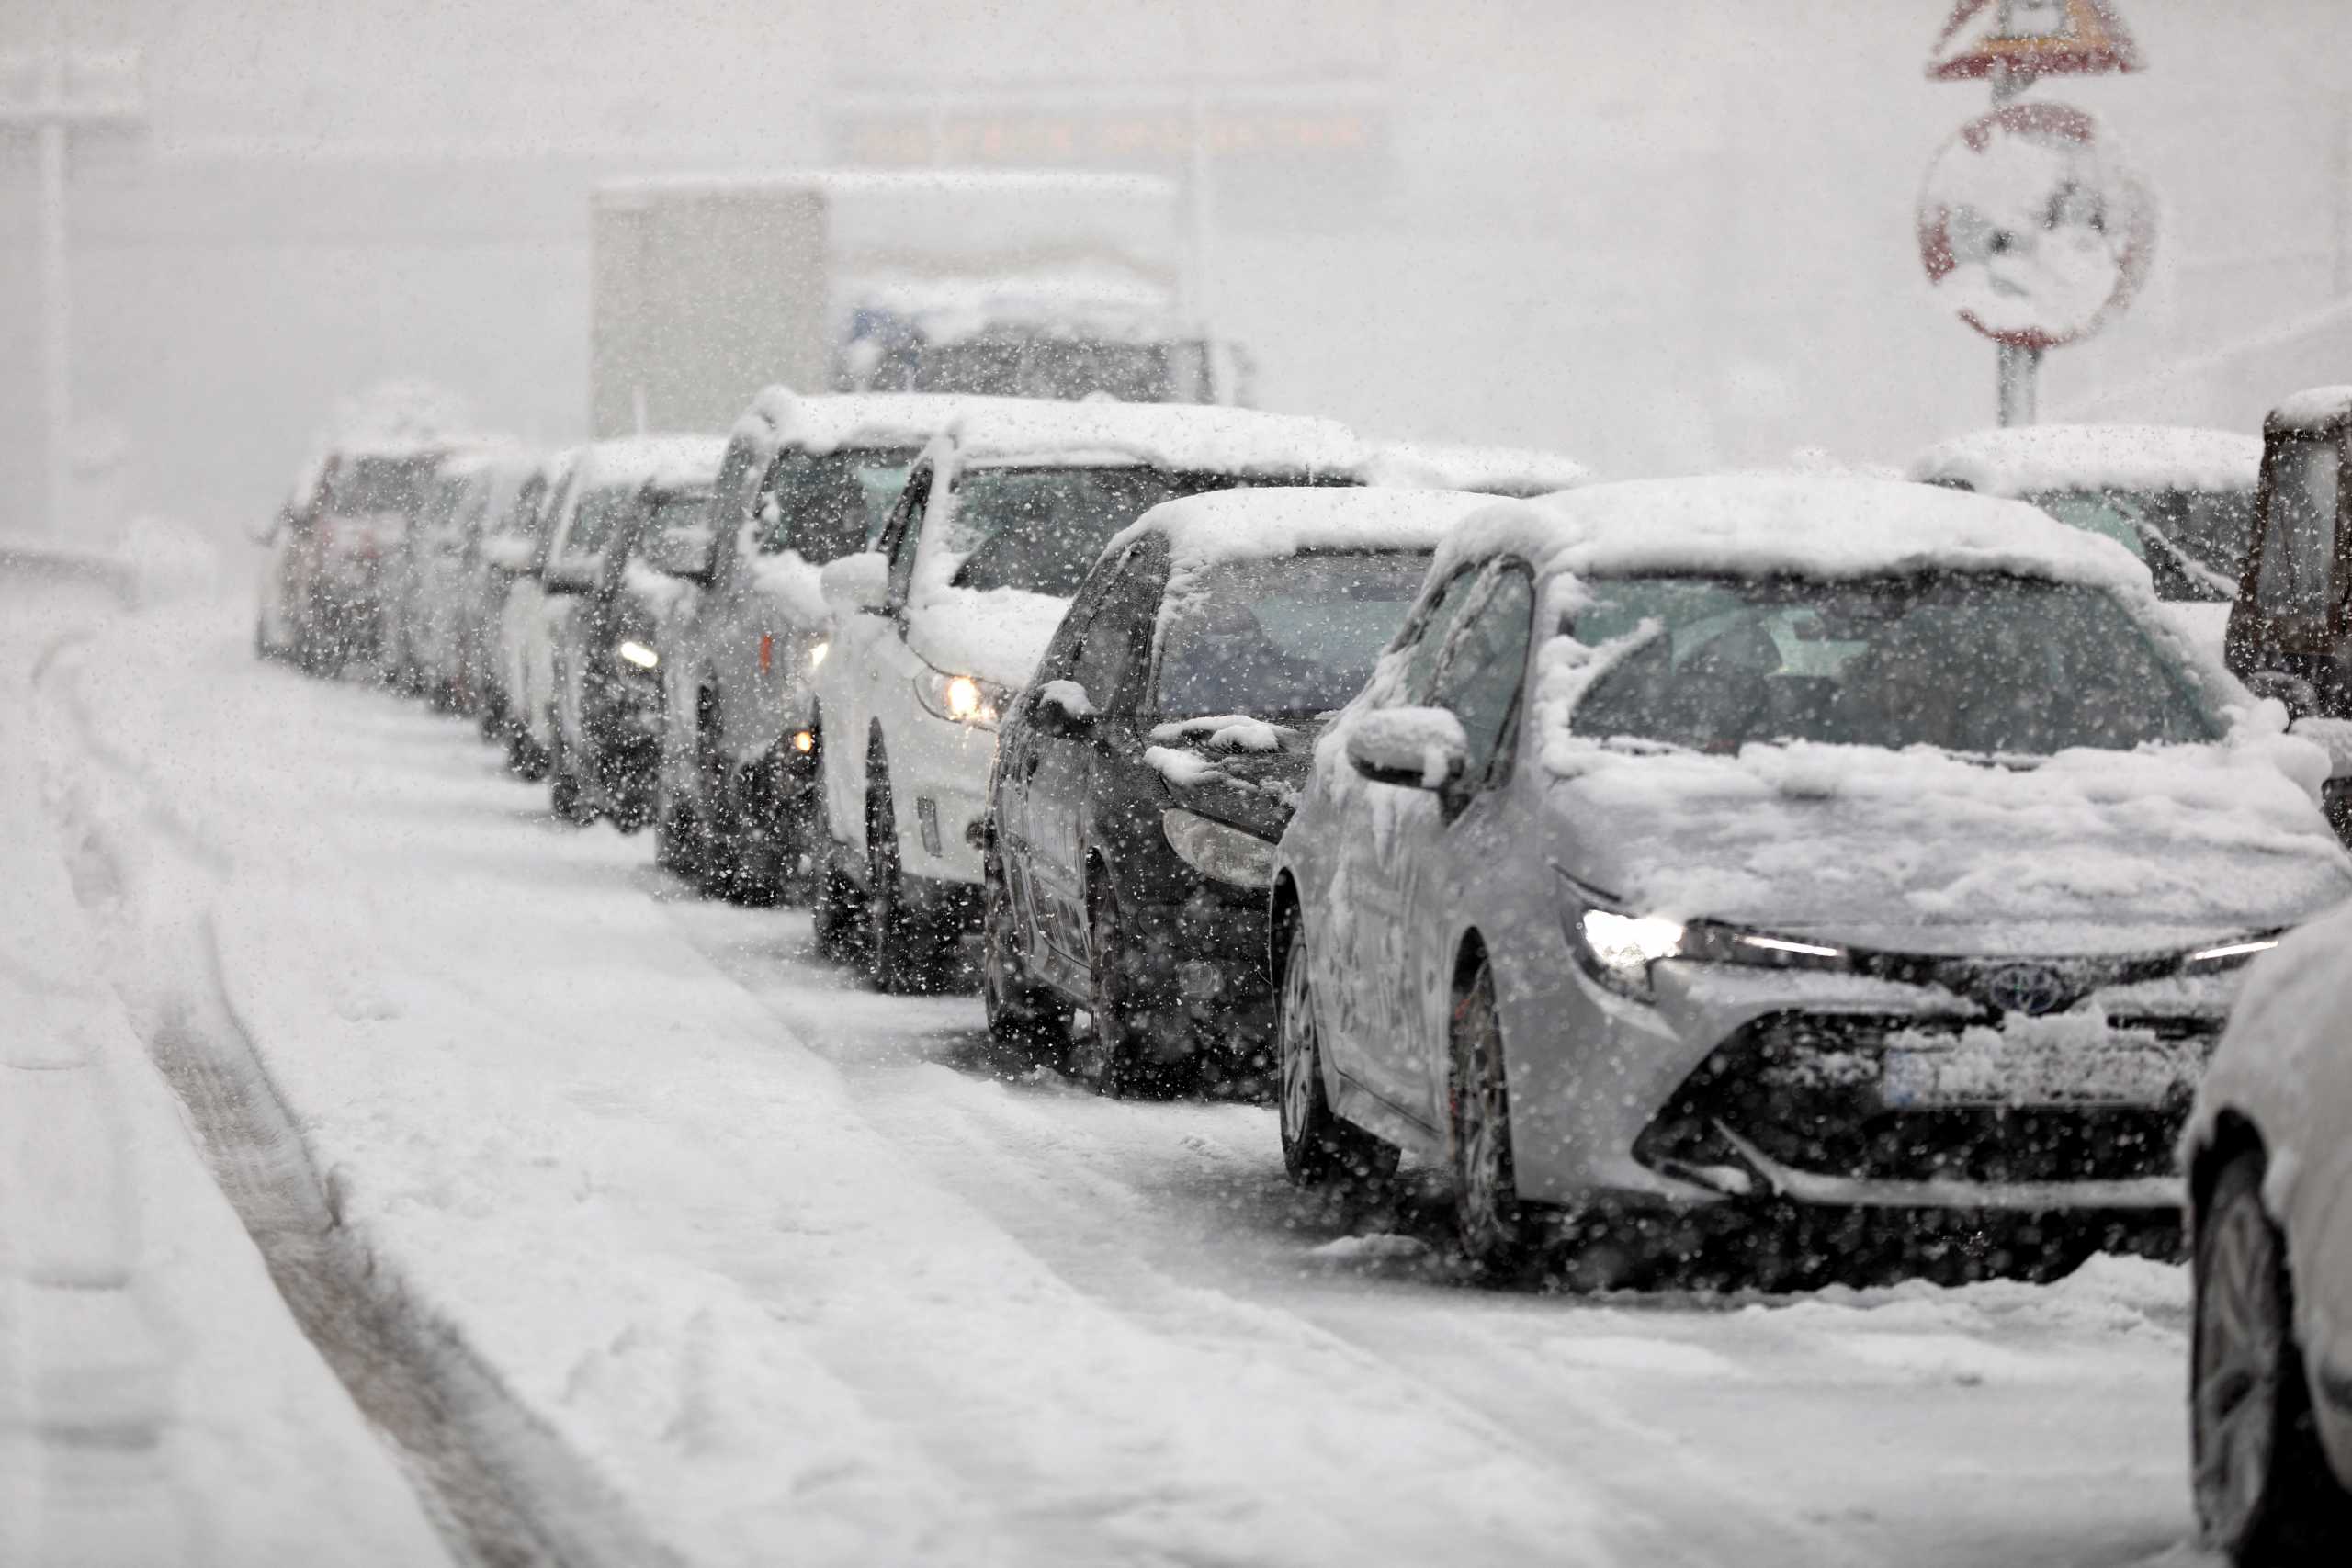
[[981, 487, 1489, 1094], [288, 444, 451, 673]]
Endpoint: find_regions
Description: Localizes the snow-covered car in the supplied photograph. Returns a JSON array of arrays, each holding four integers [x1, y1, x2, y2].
[[531, 436, 726, 825], [812, 400, 1364, 993], [655, 389, 1012, 897], [1272, 476, 2352, 1280], [2181, 905, 2352, 1562], [416, 448, 537, 713], [1359, 438, 1593, 498], [252, 459, 325, 661], [982, 487, 1488, 1091], [288, 442, 457, 672], [493, 448, 582, 777], [1907, 423, 2262, 655], [465, 456, 560, 733], [378, 446, 526, 704]]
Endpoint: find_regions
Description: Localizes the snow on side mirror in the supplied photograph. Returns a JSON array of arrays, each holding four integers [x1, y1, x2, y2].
[[2245, 670, 2324, 716], [820, 551, 889, 615], [1034, 679, 1096, 736], [2290, 716, 2352, 782], [1346, 706, 1470, 792]]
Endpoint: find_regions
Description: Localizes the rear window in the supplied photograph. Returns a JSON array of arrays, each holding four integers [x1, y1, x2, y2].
[[324, 455, 435, 520]]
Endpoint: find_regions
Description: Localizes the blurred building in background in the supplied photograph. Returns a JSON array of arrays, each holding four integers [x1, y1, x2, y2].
[[1, 0, 2349, 539]]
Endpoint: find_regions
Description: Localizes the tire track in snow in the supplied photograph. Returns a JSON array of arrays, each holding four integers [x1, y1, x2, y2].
[[36, 635, 680, 1568]]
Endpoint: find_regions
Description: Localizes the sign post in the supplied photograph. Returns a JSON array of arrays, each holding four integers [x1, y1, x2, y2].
[[0, 42, 146, 536], [1922, 0, 2145, 427]]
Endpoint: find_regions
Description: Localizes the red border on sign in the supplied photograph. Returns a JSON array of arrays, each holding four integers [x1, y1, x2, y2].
[[1927, 0, 2143, 82]]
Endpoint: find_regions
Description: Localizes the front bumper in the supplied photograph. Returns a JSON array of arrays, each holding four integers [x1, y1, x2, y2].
[[1501, 952, 2235, 1218], [889, 710, 1000, 886]]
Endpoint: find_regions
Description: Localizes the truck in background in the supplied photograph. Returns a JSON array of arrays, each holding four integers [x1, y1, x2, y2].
[[589, 170, 1250, 437]]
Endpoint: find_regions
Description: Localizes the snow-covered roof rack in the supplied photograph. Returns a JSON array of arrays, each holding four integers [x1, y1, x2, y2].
[[1905, 423, 2261, 497]]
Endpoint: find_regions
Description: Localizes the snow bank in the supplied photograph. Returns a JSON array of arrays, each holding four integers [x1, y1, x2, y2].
[[1906, 424, 2261, 498]]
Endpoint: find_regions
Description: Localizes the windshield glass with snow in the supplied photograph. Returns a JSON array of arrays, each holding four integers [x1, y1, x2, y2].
[[755, 448, 916, 562], [946, 466, 1308, 598], [1566, 573, 2221, 756], [564, 487, 643, 557], [2254, 436, 2341, 623], [2025, 488, 2250, 600], [1154, 551, 1432, 721], [637, 491, 711, 558], [323, 455, 435, 520]]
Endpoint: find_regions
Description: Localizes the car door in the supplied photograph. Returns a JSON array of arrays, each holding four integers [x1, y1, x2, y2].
[[821, 463, 932, 858], [1317, 562, 1480, 1113], [996, 581, 1097, 981], [1345, 558, 1537, 1120], [1029, 545, 1160, 969]]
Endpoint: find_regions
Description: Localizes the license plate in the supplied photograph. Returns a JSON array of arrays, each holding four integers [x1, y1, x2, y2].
[[1881, 1021, 2198, 1109]]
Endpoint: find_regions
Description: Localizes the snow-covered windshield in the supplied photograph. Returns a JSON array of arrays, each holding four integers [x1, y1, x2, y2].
[[1154, 550, 1432, 720], [2253, 435, 2341, 622], [2023, 488, 2251, 600], [754, 447, 915, 561], [948, 466, 1307, 597], [1566, 574, 2221, 756], [322, 455, 435, 519]]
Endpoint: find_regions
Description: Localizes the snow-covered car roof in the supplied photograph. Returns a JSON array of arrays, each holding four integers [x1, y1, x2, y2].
[[1905, 423, 2261, 497], [933, 400, 1364, 478], [729, 388, 1032, 460], [1110, 486, 1493, 573], [2266, 384, 2352, 434], [570, 434, 729, 494], [1359, 439, 1594, 498], [435, 445, 536, 482], [1439, 476, 2156, 593]]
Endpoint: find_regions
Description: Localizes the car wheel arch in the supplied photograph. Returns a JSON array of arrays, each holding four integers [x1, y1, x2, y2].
[[2190, 1110, 2271, 1224]]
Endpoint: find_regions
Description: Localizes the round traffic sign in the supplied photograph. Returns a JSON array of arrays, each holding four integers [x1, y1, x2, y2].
[[1916, 102, 2155, 350]]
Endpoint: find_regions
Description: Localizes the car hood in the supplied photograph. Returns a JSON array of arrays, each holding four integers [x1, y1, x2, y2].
[[908, 585, 1066, 694], [1553, 738, 2352, 957], [1145, 713, 1328, 844]]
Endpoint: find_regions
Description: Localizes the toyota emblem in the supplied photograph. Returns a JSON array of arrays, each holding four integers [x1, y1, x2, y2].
[[1985, 963, 2073, 1018]]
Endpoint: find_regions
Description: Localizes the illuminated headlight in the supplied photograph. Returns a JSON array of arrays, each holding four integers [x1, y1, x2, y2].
[[1160, 808, 1275, 889], [913, 667, 1011, 728], [1558, 871, 1849, 1000], [808, 639, 829, 671], [2180, 936, 2281, 973], [616, 638, 660, 671]]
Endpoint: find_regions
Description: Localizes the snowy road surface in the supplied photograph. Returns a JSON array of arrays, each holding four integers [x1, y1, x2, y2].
[[12, 582, 2219, 1567]]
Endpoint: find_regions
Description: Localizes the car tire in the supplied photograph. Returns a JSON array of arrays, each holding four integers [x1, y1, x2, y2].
[[1450, 954, 1538, 1277], [1276, 919, 1399, 1190], [2192, 1152, 2352, 1562], [548, 723, 596, 825], [981, 841, 1071, 1057], [862, 768, 945, 995], [1069, 865, 1182, 1097]]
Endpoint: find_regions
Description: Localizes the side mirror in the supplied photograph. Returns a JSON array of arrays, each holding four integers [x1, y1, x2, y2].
[[2247, 670, 2323, 717], [2290, 716, 2352, 782], [820, 550, 890, 615], [1033, 679, 1097, 737], [645, 525, 714, 583], [1345, 706, 1470, 792]]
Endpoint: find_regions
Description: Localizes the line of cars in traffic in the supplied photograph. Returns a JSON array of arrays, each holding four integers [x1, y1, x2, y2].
[[257, 389, 2352, 1559]]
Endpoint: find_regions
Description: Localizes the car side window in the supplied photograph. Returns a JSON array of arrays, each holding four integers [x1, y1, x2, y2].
[[880, 467, 933, 615], [706, 432, 765, 589], [1068, 545, 1165, 714], [1424, 561, 1537, 784]]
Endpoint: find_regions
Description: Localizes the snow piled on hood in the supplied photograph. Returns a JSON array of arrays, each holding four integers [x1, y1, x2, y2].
[[1110, 485, 1490, 574], [1360, 440, 1594, 498], [928, 400, 1363, 478], [1437, 477, 2159, 594], [905, 585, 1065, 694], [1545, 734, 2351, 953], [1905, 424, 2260, 498]]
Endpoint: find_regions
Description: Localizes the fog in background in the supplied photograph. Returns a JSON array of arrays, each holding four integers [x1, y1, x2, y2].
[[3, 0, 2348, 544]]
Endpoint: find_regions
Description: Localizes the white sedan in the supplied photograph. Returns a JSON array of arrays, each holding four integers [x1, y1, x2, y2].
[[2183, 905, 2352, 1561]]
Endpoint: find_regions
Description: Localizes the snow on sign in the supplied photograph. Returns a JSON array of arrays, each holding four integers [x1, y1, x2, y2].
[[1917, 103, 2155, 351], [1926, 0, 2144, 83]]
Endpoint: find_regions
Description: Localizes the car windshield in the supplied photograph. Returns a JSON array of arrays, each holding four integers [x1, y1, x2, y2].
[[755, 447, 915, 562], [637, 491, 712, 558], [945, 466, 1317, 597], [323, 455, 435, 519], [2024, 488, 2252, 600], [1566, 572, 2221, 756], [565, 486, 644, 557], [1155, 551, 1433, 720]]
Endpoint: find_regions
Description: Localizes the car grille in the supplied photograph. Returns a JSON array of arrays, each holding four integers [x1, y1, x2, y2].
[[1634, 1010, 2220, 1188]]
